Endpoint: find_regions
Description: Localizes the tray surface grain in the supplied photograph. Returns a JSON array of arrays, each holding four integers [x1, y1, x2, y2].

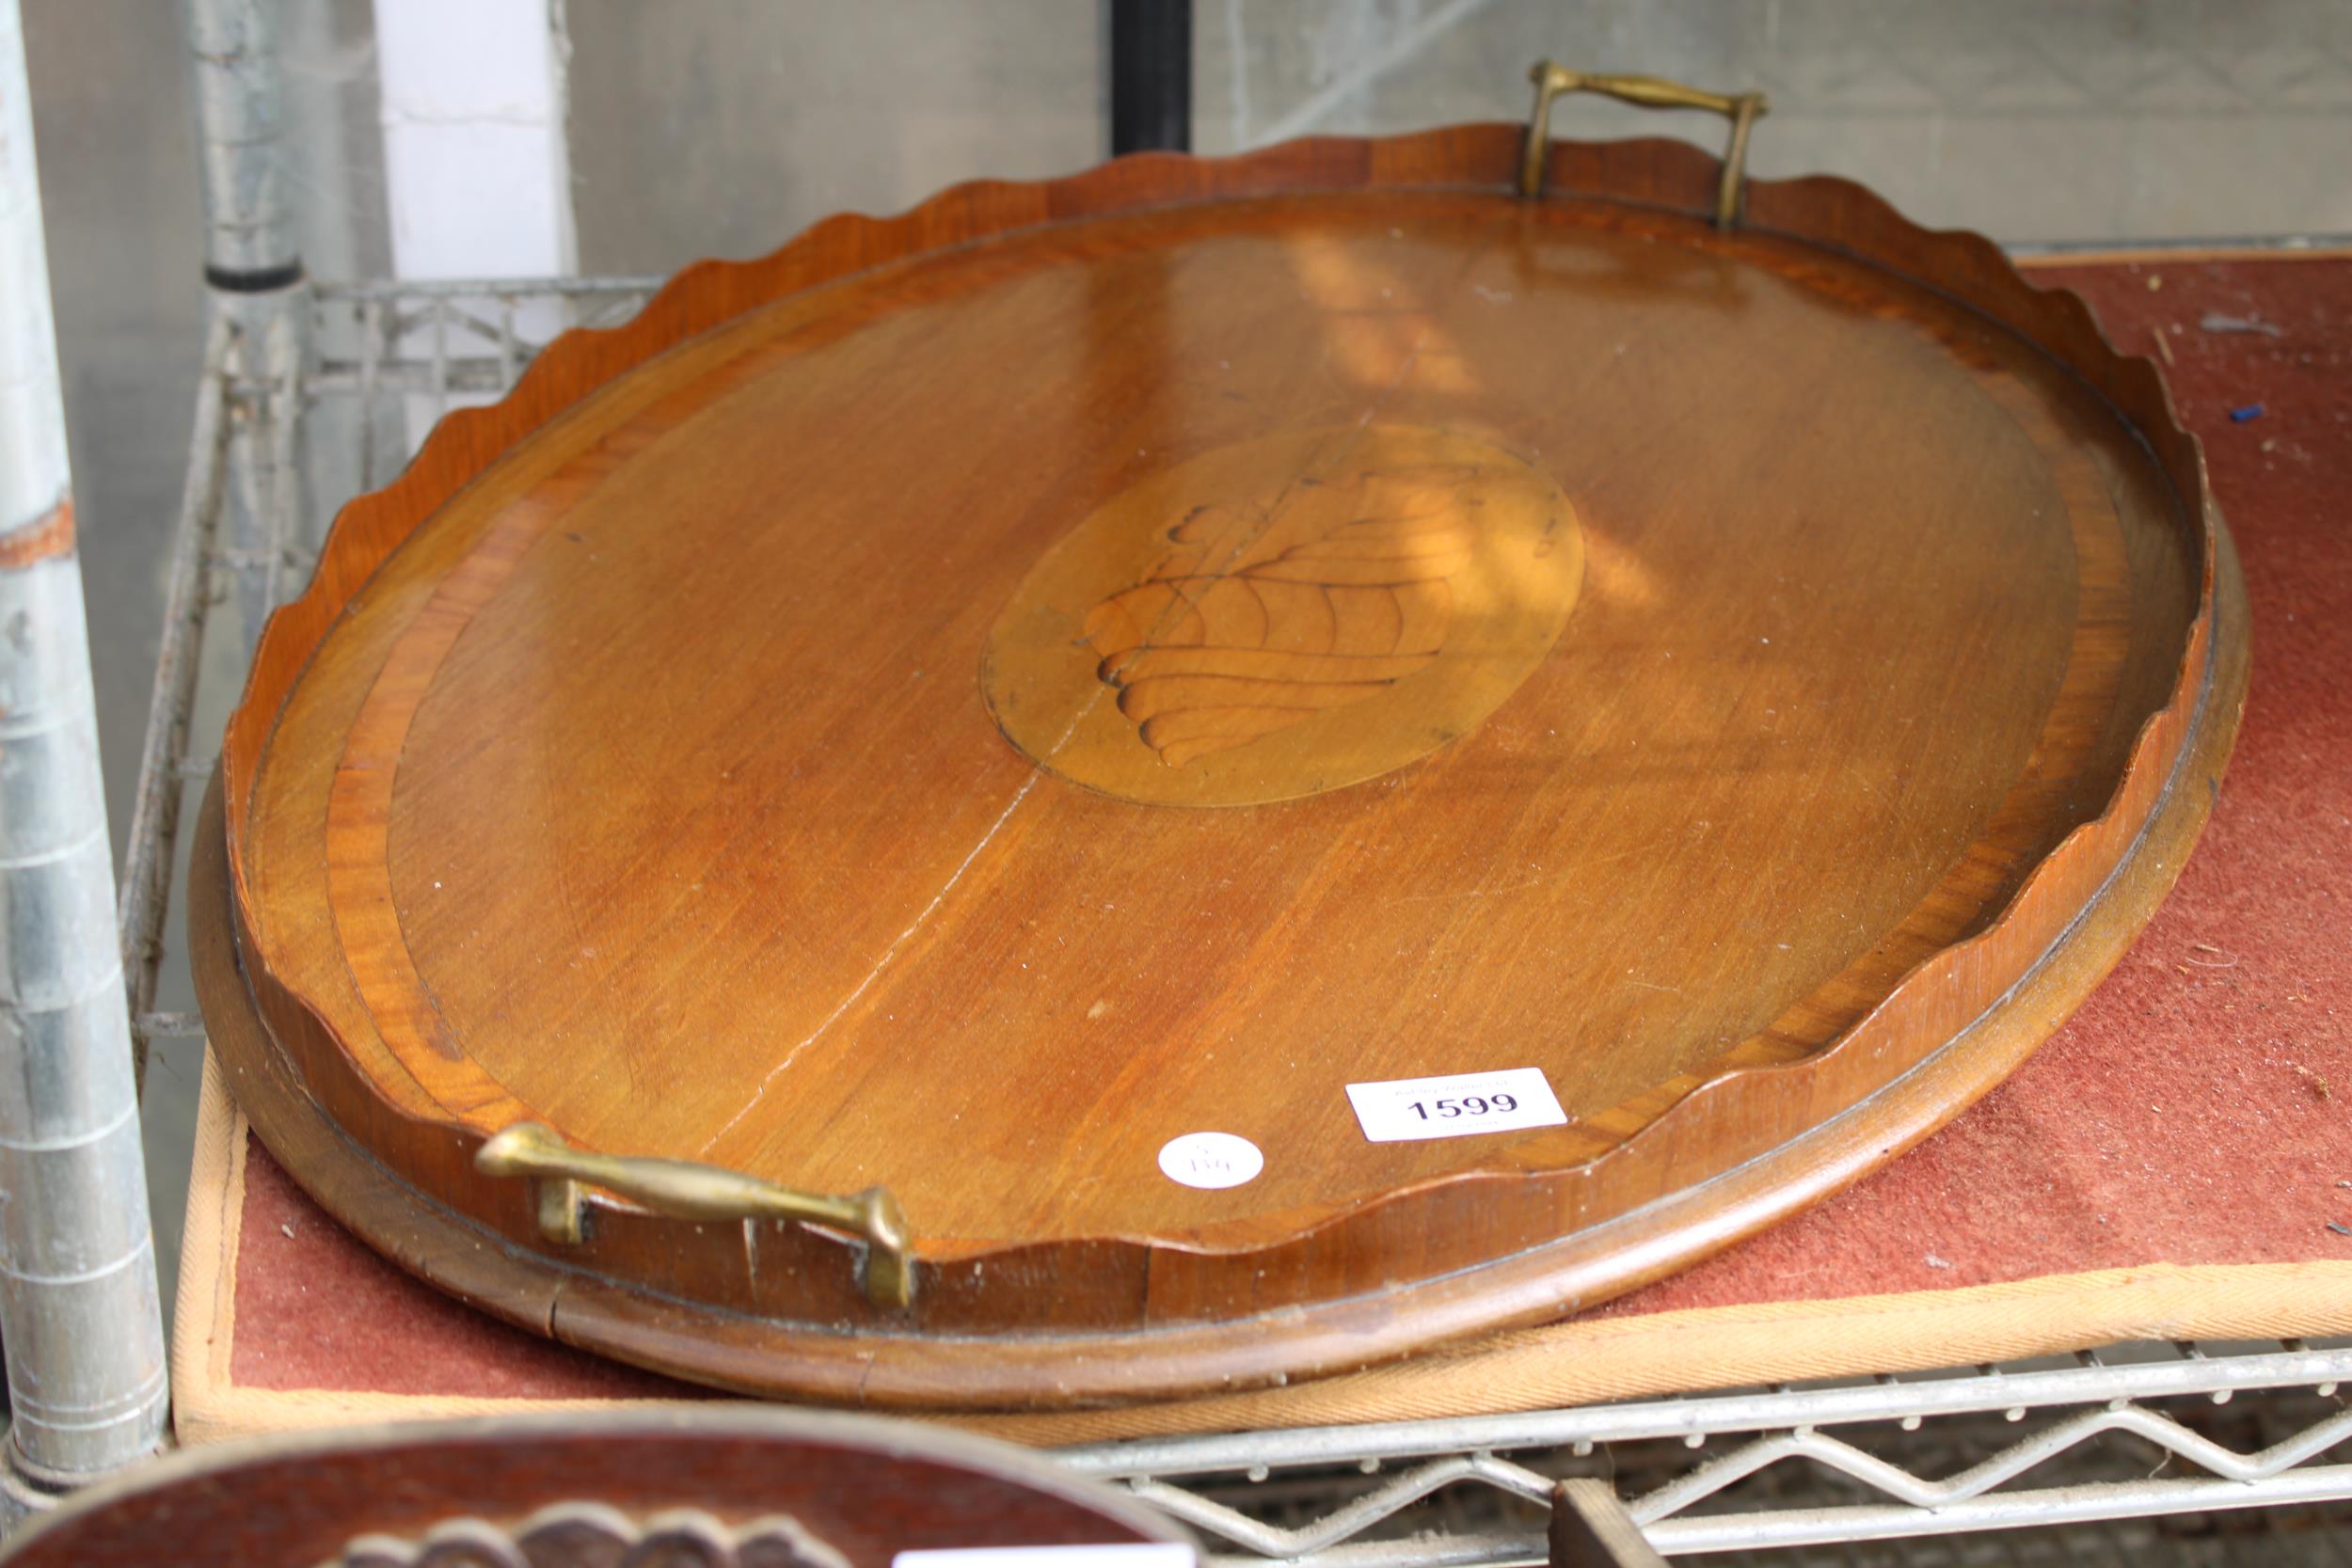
[[199, 123, 2241, 1407]]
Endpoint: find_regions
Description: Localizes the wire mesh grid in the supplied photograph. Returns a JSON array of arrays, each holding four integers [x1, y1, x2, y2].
[[1062, 1340, 2352, 1562], [119, 274, 2352, 1563], [307, 277, 661, 493]]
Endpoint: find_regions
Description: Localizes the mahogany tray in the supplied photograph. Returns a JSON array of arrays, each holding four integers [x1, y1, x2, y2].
[[195, 83, 2246, 1410]]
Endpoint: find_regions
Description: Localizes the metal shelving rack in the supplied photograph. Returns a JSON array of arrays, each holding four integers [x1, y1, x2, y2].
[[1065, 1341, 2352, 1562], [6, 0, 2350, 1557]]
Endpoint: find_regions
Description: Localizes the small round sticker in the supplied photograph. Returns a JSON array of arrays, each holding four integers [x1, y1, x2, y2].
[[1157, 1131, 1263, 1190]]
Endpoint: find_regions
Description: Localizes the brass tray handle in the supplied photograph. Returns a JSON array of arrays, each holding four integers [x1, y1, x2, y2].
[[476, 1122, 915, 1309], [1519, 61, 1770, 228]]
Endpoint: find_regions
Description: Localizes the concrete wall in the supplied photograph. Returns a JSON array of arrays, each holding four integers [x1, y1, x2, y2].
[[565, 1, 1108, 275], [1198, 0, 2352, 242]]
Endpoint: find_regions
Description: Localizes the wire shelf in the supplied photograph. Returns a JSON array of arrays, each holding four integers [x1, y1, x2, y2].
[[1066, 1341, 2352, 1562], [123, 272, 2352, 1563]]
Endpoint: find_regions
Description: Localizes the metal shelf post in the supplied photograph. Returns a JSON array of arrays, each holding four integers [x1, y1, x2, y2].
[[0, 0, 170, 1522]]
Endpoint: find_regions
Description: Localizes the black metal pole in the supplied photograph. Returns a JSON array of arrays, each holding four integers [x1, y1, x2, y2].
[[1109, 0, 1192, 155]]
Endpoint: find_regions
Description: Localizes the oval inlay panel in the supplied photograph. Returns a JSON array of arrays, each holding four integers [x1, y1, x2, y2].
[[982, 423, 1584, 806]]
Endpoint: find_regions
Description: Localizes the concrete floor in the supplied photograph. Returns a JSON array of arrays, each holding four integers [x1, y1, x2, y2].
[[17, 0, 2352, 1354]]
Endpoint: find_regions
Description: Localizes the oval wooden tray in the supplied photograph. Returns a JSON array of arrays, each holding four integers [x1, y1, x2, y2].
[[196, 121, 2246, 1410]]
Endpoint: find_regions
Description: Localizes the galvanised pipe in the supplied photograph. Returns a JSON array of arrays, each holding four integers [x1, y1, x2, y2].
[[186, 0, 296, 290], [0, 0, 170, 1507], [187, 0, 306, 659]]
